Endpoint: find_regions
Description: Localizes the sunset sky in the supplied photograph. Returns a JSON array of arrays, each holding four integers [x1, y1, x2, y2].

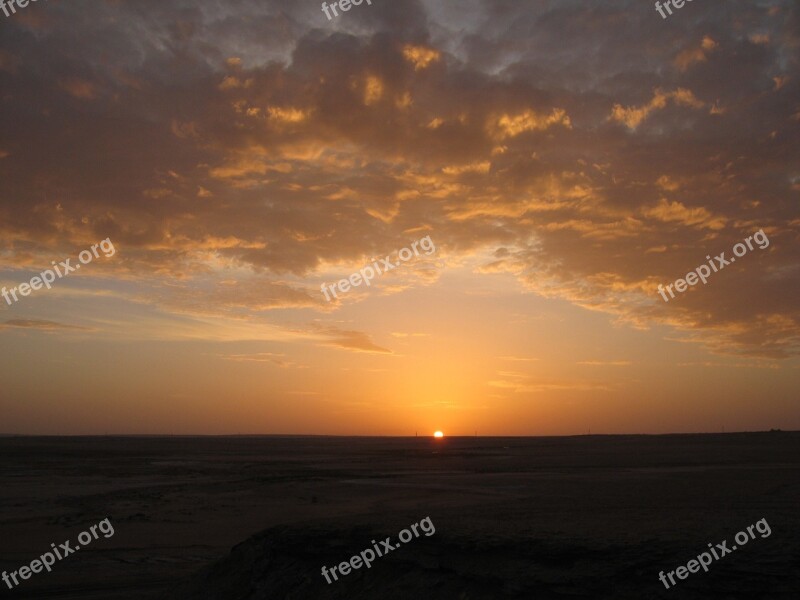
[[0, 0, 798, 435]]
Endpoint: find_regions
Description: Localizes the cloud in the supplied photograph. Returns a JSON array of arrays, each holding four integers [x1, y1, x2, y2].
[[311, 324, 392, 354], [488, 374, 613, 394], [674, 36, 719, 71], [402, 44, 441, 70], [0, 319, 89, 331], [489, 108, 572, 140], [218, 352, 302, 368], [577, 360, 632, 366], [0, 0, 795, 359], [59, 78, 97, 100], [610, 88, 705, 130], [134, 279, 325, 317], [641, 199, 727, 230]]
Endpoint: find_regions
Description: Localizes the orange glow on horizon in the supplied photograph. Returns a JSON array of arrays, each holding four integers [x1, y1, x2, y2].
[[433, 431, 444, 438]]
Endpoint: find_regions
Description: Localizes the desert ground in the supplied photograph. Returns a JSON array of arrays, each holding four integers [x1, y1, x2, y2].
[[0, 433, 798, 599]]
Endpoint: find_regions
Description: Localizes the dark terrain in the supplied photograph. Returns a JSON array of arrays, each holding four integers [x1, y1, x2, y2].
[[0, 433, 798, 599]]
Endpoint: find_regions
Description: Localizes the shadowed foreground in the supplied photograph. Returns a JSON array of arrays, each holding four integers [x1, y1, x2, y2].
[[0, 433, 798, 599], [168, 515, 797, 599]]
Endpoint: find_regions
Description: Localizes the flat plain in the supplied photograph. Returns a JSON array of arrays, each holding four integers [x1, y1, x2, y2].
[[0, 433, 797, 599]]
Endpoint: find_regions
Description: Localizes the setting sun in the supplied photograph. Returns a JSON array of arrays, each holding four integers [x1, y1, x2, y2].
[[433, 431, 444, 438]]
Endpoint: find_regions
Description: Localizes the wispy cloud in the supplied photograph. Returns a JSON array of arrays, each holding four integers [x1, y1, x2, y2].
[[0, 319, 90, 331], [577, 360, 632, 366]]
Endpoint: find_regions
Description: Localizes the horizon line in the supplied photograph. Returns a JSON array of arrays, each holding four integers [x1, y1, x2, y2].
[[0, 429, 793, 439]]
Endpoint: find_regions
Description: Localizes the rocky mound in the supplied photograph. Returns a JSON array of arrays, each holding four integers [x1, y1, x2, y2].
[[166, 522, 798, 599], [164, 524, 593, 599]]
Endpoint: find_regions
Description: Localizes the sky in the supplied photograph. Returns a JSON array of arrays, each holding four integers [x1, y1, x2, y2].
[[0, 0, 798, 435]]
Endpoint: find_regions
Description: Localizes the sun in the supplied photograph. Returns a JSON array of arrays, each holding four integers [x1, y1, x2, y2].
[[433, 431, 444, 438]]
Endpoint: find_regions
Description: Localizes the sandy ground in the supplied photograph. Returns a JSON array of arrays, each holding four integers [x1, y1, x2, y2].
[[0, 433, 797, 598]]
